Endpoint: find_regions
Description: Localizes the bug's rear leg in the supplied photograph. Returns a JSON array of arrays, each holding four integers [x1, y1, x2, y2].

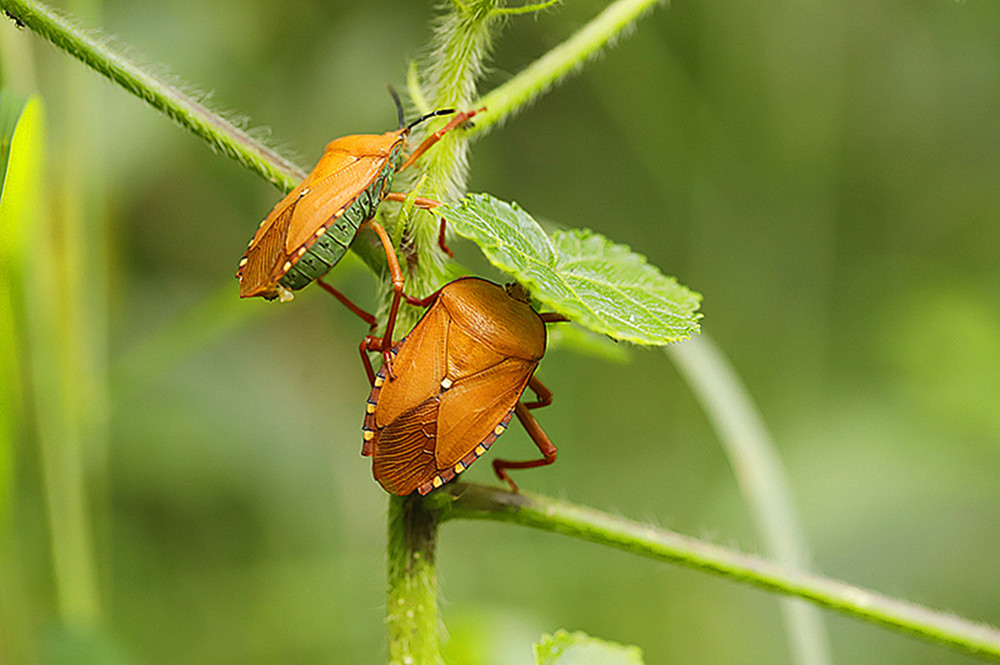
[[521, 375, 552, 410], [317, 276, 378, 333], [492, 400, 557, 493]]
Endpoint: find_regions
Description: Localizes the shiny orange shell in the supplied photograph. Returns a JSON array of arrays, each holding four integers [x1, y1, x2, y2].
[[237, 130, 406, 300], [361, 278, 547, 495]]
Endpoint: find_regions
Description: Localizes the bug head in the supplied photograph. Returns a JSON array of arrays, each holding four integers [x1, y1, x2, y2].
[[504, 282, 532, 305]]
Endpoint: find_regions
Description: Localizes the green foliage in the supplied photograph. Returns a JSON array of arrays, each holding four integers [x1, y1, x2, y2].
[[535, 630, 645, 665], [439, 193, 702, 344], [1, 90, 29, 185], [42, 623, 133, 665], [0, 90, 43, 528]]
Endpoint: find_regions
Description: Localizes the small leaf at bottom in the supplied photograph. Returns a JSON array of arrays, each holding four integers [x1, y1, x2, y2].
[[535, 630, 645, 665]]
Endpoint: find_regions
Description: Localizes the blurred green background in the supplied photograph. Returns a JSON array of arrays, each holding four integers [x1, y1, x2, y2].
[[2, 0, 1000, 663]]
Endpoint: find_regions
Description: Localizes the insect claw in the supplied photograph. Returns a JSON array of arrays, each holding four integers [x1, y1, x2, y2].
[[383, 353, 397, 381], [492, 462, 520, 493], [437, 218, 454, 257]]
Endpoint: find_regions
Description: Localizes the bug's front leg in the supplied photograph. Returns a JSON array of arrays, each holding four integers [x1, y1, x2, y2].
[[364, 219, 408, 380], [397, 107, 483, 172], [383, 192, 453, 258]]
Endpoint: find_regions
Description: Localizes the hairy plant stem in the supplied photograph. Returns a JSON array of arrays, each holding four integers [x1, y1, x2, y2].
[[432, 483, 1000, 662], [386, 495, 445, 665], [0, 0, 301, 191], [393, 1, 502, 310], [0, 0, 392, 278]]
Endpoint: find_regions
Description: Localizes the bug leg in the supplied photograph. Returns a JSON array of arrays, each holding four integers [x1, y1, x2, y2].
[[383, 192, 453, 258], [402, 286, 445, 309], [521, 375, 552, 410], [366, 220, 408, 380], [492, 401, 558, 493], [437, 217, 453, 258], [397, 107, 484, 173], [384, 192, 440, 210], [317, 276, 378, 332], [540, 312, 569, 324], [359, 336, 384, 386]]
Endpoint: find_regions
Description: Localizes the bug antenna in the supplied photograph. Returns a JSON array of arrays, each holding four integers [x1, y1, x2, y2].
[[387, 85, 405, 130], [407, 108, 456, 132]]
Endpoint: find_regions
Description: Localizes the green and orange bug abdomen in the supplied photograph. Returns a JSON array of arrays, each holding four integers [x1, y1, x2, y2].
[[361, 277, 559, 495]]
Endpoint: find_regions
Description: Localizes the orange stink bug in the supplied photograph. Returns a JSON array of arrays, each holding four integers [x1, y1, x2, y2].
[[360, 277, 566, 495], [236, 89, 479, 365]]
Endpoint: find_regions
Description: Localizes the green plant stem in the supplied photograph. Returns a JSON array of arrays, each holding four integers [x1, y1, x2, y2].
[[493, 0, 562, 16], [433, 483, 1000, 662], [666, 335, 832, 665], [0, 0, 302, 191], [469, 0, 664, 137], [386, 494, 445, 665]]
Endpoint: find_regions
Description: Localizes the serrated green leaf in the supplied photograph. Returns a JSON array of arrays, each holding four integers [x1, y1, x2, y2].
[[439, 193, 701, 345], [534, 630, 645, 665]]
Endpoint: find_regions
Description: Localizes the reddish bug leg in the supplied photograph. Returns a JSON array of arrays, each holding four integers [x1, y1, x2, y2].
[[403, 286, 445, 309], [383, 192, 453, 258], [493, 397, 558, 493], [363, 220, 407, 379], [383, 192, 439, 210], [358, 285, 443, 386], [316, 276, 378, 332], [397, 108, 484, 173], [520, 374, 553, 410], [437, 217, 453, 258], [359, 335, 387, 386]]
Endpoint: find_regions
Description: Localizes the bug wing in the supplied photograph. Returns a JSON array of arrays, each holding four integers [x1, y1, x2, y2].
[[237, 134, 399, 298], [435, 357, 536, 469], [373, 304, 449, 428], [371, 397, 440, 496], [282, 149, 385, 252], [237, 195, 298, 298]]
